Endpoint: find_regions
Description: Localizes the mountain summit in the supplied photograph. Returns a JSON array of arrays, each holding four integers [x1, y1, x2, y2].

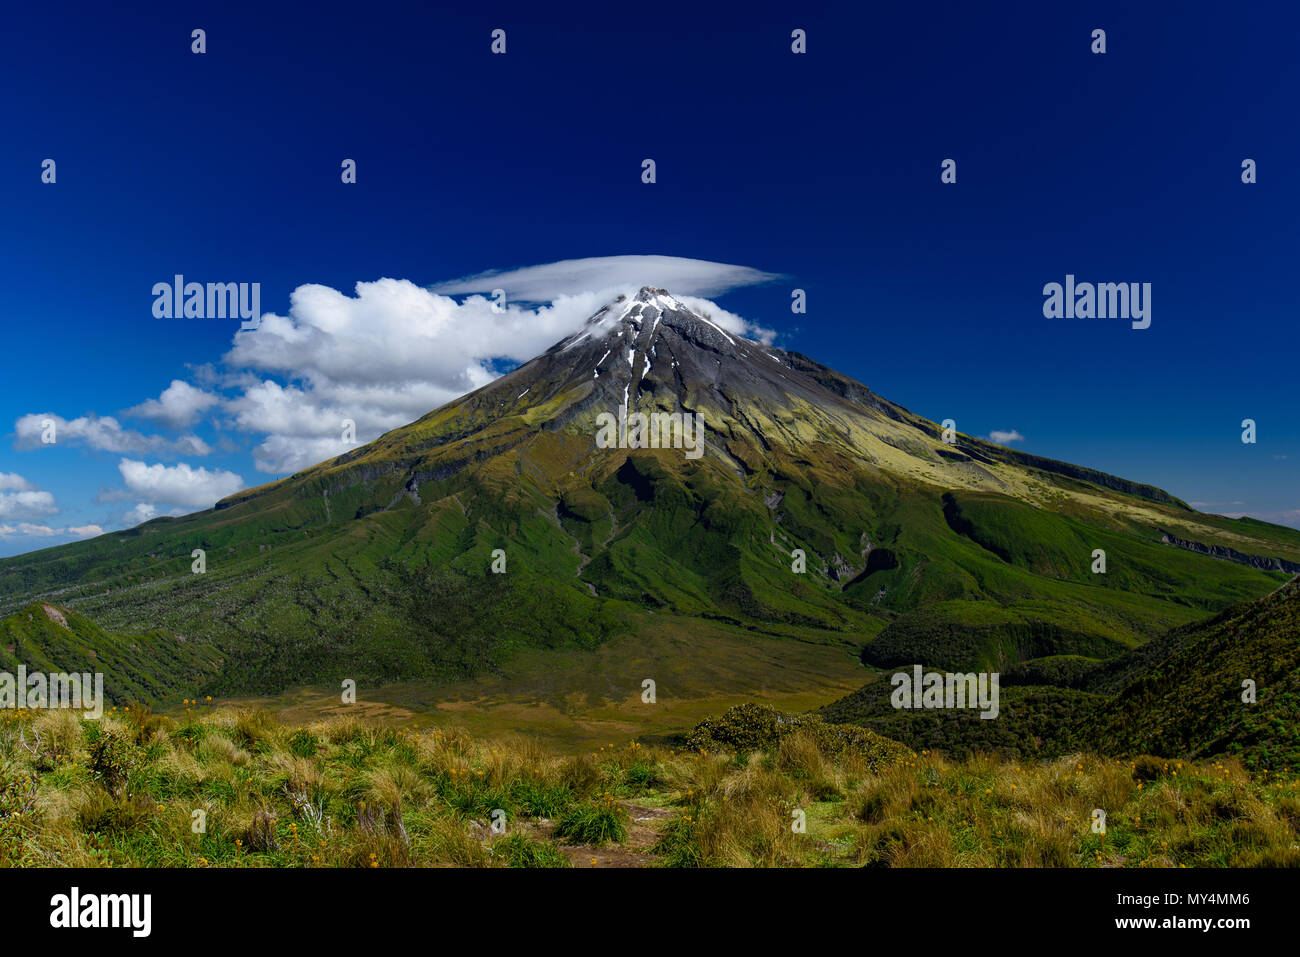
[[320, 285, 1193, 506], [2, 287, 1299, 697]]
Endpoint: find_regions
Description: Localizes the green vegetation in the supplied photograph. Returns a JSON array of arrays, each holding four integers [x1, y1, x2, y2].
[[2, 703, 1294, 868], [0, 298, 1296, 871], [822, 580, 1300, 771], [821, 677, 1104, 760], [0, 342, 1295, 708], [553, 794, 629, 845], [683, 702, 912, 770], [0, 603, 221, 704], [1085, 579, 1300, 770]]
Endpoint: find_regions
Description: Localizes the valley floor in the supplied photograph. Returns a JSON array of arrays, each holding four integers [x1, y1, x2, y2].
[[2, 704, 1297, 868], [212, 615, 867, 753]]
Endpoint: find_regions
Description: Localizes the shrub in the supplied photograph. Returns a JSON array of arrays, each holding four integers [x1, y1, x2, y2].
[[124, 702, 170, 746], [288, 728, 321, 758], [553, 794, 628, 846], [686, 703, 912, 770], [85, 726, 137, 797], [1131, 755, 1175, 782], [78, 790, 153, 835], [490, 833, 571, 868]]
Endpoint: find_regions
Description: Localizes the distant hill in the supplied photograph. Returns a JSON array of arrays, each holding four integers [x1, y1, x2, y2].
[[0, 602, 222, 705]]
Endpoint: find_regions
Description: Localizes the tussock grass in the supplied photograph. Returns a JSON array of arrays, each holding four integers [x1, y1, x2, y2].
[[0, 705, 1295, 868]]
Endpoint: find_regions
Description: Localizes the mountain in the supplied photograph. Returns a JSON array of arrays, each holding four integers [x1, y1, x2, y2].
[[2, 286, 1298, 703]]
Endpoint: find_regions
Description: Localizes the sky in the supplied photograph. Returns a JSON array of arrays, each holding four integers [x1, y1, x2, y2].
[[0, 0, 1296, 557]]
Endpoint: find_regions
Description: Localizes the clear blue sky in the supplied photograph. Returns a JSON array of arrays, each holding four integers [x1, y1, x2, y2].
[[1, 0, 1295, 557]]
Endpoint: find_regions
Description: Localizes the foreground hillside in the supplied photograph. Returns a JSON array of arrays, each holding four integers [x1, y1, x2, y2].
[[1086, 577, 1300, 768], [821, 578, 1300, 769], [1, 703, 1296, 867]]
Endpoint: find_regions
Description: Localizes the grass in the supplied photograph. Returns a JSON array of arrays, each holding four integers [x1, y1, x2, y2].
[[208, 612, 868, 753], [0, 703, 1296, 868], [553, 793, 629, 845]]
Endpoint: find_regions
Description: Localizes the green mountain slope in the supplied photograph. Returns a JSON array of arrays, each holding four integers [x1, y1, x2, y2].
[[821, 577, 1300, 768], [1082, 578, 1300, 769], [0, 287, 1295, 703], [0, 602, 222, 705]]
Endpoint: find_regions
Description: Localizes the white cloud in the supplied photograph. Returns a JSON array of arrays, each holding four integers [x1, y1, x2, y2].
[[0, 472, 57, 521], [249, 434, 358, 475], [0, 490, 57, 520], [222, 377, 446, 474], [0, 523, 59, 539], [125, 380, 220, 428], [225, 279, 572, 394], [121, 503, 185, 526], [118, 459, 244, 508], [0, 520, 104, 540], [218, 280, 590, 472], [14, 257, 782, 485], [218, 259, 780, 472], [14, 413, 210, 457], [0, 473, 63, 531], [430, 254, 781, 301], [123, 503, 157, 525], [988, 429, 1025, 445]]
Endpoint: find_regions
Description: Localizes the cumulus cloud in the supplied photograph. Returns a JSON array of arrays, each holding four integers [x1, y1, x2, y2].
[[0, 472, 35, 491], [988, 429, 1025, 445], [248, 434, 358, 475], [13, 256, 783, 485], [430, 254, 781, 301], [14, 413, 210, 457], [121, 502, 185, 526], [0, 489, 57, 520], [118, 459, 244, 509], [66, 524, 104, 538], [125, 380, 220, 428], [0, 523, 59, 539], [219, 259, 780, 472], [0, 472, 57, 521]]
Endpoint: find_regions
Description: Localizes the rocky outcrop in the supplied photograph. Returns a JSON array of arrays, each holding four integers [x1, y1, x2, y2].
[[1160, 531, 1300, 574]]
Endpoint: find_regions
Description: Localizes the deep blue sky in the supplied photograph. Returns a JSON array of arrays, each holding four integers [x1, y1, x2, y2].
[[1, 0, 1296, 556]]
